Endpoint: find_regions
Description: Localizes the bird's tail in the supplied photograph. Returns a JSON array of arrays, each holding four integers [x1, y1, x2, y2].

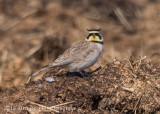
[[32, 65, 53, 77]]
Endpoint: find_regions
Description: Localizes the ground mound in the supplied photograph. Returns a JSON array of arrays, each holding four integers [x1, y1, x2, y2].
[[0, 57, 159, 113]]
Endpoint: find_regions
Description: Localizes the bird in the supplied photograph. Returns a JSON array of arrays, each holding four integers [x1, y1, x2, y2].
[[32, 29, 103, 79]]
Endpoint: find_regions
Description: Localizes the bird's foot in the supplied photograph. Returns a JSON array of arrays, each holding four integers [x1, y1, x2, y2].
[[79, 71, 89, 81], [89, 66, 102, 75]]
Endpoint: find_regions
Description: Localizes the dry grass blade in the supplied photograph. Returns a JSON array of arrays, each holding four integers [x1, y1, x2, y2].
[[135, 56, 147, 73], [121, 86, 135, 93], [26, 76, 31, 84], [127, 56, 147, 78], [125, 68, 137, 78], [25, 45, 42, 58], [153, 93, 160, 105], [114, 7, 132, 31], [134, 92, 143, 114], [134, 56, 147, 65], [29, 100, 75, 113], [55, 79, 66, 97], [29, 101, 59, 113], [146, 80, 160, 90], [128, 58, 134, 71], [50, 101, 75, 108], [2, 9, 38, 32], [120, 102, 129, 114], [0, 51, 8, 84]]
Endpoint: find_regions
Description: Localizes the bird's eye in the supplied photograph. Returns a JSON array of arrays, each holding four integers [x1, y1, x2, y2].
[[95, 33, 99, 36], [87, 33, 92, 39], [95, 33, 102, 39]]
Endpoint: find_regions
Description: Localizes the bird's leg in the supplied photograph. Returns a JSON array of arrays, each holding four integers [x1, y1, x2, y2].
[[89, 66, 102, 75], [79, 71, 89, 81]]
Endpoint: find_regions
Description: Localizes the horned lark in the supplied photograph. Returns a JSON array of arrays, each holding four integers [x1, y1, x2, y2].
[[32, 29, 103, 78]]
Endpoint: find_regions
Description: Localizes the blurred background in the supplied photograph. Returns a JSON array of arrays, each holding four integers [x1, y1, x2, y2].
[[0, 0, 160, 89]]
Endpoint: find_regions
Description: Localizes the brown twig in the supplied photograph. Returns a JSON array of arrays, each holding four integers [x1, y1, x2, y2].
[[135, 56, 147, 73], [124, 68, 137, 78], [26, 76, 31, 84], [55, 79, 66, 97], [121, 86, 135, 93], [29, 100, 75, 113], [120, 102, 129, 114], [29, 101, 59, 113], [128, 59, 134, 72], [146, 80, 160, 90], [134, 92, 143, 114], [50, 101, 75, 108], [153, 93, 160, 105]]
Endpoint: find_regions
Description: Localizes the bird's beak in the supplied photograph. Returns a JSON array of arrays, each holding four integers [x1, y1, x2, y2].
[[92, 33, 96, 38]]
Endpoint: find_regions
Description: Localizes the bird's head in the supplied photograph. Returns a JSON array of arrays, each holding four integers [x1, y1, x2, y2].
[[85, 29, 103, 44]]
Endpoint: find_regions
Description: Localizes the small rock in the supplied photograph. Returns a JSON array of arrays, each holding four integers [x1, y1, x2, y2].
[[36, 84, 43, 88], [45, 77, 54, 83]]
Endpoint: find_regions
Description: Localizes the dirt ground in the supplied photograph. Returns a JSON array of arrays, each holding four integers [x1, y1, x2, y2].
[[0, 0, 160, 113]]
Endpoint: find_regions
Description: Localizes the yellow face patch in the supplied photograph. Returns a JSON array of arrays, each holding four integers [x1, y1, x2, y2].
[[87, 35, 102, 42]]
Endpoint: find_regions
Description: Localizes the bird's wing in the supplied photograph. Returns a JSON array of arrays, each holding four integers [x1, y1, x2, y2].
[[68, 41, 93, 57], [51, 59, 74, 67], [51, 41, 92, 66]]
